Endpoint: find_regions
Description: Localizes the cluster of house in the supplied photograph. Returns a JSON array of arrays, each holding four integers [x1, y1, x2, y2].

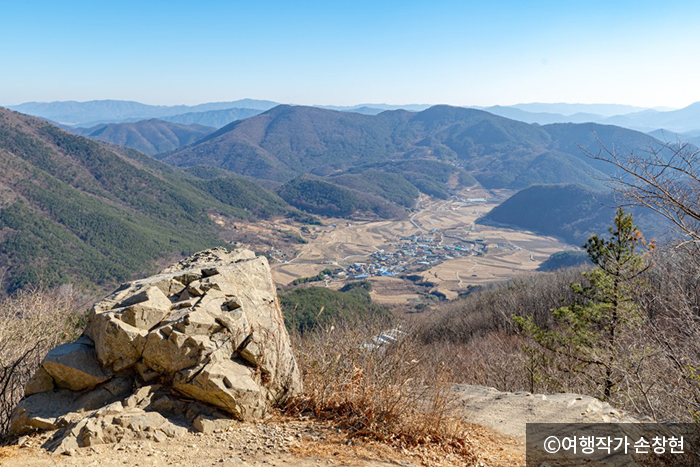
[[343, 234, 486, 279], [266, 246, 297, 263]]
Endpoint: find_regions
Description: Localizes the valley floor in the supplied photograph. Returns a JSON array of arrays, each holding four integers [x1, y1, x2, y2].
[[269, 187, 570, 302]]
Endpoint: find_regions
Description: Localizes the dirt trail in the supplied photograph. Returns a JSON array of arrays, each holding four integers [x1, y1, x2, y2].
[[2, 385, 641, 467], [0, 414, 526, 467], [1, 419, 416, 467]]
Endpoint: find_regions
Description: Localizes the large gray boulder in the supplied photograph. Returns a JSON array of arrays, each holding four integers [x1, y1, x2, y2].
[[10, 248, 302, 452], [41, 337, 110, 391]]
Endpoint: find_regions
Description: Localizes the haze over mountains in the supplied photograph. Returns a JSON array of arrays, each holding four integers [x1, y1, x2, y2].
[[7, 99, 278, 126], [0, 96, 681, 297], [11, 98, 700, 149], [499, 103, 652, 117], [480, 103, 700, 134], [5, 100, 659, 122], [605, 103, 700, 133]]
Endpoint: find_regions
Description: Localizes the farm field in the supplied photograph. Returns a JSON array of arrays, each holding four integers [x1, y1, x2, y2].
[[269, 187, 572, 303]]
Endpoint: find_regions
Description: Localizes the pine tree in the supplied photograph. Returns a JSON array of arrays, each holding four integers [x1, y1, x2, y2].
[[515, 208, 650, 399]]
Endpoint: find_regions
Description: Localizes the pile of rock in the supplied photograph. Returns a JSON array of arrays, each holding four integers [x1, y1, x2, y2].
[[10, 248, 302, 453]]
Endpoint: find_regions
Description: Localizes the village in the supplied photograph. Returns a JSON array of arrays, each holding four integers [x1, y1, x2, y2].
[[265, 191, 535, 287], [342, 232, 489, 279], [265, 223, 522, 283], [265, 187, 569, 302]]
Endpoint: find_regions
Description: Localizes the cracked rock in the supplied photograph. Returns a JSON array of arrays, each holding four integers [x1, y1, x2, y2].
[[9, 248, 303, 451]]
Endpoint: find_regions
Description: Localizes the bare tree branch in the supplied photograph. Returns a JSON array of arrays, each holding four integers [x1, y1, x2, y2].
[[579, 136, 700, 246]]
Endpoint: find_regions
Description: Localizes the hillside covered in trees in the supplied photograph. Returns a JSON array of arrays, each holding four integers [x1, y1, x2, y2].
[[0, 108, 296, 293], [161, 105, 663, 191], [69, 119, 215, 155], [279, 282, 392, 334], [276, 159, 474, 219], [479, 184, 666, 245]]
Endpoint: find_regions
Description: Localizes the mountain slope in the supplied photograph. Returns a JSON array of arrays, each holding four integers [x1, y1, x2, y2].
[[274, 158, 476, 219], [480, 185, 614, 245], [69, 119, 214, 155], [277, 175, 407, 219], [161, 105, 661, 190], [479, 184, 665, 245], [0, 107, 292, 293], [542, 122, 670, 176]]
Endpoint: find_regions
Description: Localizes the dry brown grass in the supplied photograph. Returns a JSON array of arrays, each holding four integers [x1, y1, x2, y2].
[[414, 247, 700, 423], [287, 321, 479, 465], [0, 286, 87, 440]]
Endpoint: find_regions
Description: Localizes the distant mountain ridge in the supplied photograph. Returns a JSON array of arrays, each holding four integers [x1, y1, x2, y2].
[[505, 103, 649, 117], [482, 106, 605, 125], [14, 99, 700, 137], [319, 103, 432, 113], [160, 108, 264, 128], [7, 99, 278, 126], [647, 128, 700, 147], [160, 104, 663, 191]]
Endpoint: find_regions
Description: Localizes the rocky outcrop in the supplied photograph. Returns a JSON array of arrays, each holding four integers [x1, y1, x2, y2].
[[451, 384, 649, 440], [10, 248, 302, 453]]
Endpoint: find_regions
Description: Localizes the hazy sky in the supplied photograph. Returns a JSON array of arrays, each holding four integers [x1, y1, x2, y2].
[[2, 0, 700, 108]]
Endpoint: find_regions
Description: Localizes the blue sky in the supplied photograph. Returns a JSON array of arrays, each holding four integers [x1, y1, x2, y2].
[[2, 0, 699, 107]]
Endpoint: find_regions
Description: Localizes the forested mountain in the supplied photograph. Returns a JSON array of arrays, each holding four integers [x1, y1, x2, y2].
[[69, 119, 215, 155], [0, 107, 293, 293], [276, 159, 476, 219], [479, 184, 665, 245], [161, 104, 662, 190], [278, 175, 409, 219], [479, 185, 613, 245]]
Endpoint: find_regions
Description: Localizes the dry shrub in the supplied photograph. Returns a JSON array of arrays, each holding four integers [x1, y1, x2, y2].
[[425, 333, 529, 393], [288, 319, 477, 465], [418, 267, 585, 345], [632, 247, 700, 421], [0, 285, 87, 440], [413, 247, 700, 422]]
